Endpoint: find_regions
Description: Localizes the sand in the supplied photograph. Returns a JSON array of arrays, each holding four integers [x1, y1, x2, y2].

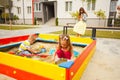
[[4, 41, 83, 64]]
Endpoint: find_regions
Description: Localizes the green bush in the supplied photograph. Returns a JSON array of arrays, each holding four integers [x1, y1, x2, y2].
[[34, 17, 37, 25], [69, 11, 79, 20], [13, 15, 19, 20], [107, 18, 112, 26], [114, 18, 120, 27], [55, 17, 58, 26]]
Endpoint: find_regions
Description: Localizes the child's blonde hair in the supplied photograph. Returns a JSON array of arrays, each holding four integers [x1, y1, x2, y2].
[[28, 33, 38, 44], [58, 34, 72, 52]]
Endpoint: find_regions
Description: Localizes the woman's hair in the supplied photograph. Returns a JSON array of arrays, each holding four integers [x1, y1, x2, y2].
[[58, 34, 72, 52], [79, 7, 87, 16]]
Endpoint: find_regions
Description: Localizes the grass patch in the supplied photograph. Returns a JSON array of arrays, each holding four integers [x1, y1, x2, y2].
[[51, 29, 120, 39], [0, 25, 37, 30]]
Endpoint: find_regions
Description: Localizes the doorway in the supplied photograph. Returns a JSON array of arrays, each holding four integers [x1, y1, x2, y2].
[[42, 1, 56, 23]]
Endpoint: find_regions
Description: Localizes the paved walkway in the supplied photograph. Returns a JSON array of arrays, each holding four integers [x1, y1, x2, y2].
[[0, 25, 63, 38], [0, 25, 120, 80]]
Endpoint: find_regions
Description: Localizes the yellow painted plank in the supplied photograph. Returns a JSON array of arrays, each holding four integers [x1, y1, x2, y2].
[[72, 46, 96, 80], [0, 52, 66, 80], [70, 36, 93, 44], [39, 34, 93, 44], [39, 34, 59, 41]]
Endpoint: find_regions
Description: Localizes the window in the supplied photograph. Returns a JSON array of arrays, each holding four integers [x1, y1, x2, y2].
[[17, 7, 21, 14], [39, 3, 41, 11], [87, 2, 91, 11], [65, 1, 72, 11], [27, 6, 31, 14], [110, 1, 117, 12], [36, 3, 38, 11], [87, 0, 96, 11], [34, 2, 41, 12], [92, 2, 95, 10]]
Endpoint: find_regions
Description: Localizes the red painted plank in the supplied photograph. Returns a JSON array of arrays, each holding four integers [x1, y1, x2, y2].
[[0, 64, 51, 80], [0, 35, 29, 45]]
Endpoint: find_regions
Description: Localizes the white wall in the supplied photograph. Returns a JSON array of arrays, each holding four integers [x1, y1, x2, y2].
[[87, 0, 111, 27], [94, 0, 110, 18], [10, 0, 111, 25], [11, 0, 32, 24], [57, 0, 110, 18], [24, 0, 32, 19], [12, 0, 23, 19], [57, 0, 111, 26], [57, 0, 83, 18]]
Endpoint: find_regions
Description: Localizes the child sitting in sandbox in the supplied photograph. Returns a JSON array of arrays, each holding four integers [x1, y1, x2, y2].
[[53, 34, 75, 63], [16, 33, 39, 56]]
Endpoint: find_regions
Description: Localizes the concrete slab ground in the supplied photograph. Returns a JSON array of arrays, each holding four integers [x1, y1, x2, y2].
[[0, 25, 120, 80], [0, 74, 16, 80], [81, 38, 120, 80]]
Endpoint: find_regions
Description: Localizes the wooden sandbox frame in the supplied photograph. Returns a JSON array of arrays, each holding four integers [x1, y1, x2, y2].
[[0, 34, 96, 80]]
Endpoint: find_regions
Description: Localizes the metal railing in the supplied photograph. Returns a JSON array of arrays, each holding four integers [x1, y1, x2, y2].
[[63, 23, 120, 40]]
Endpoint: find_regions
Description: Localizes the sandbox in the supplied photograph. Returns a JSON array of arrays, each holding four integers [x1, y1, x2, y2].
[[0, 34, 96, 80]]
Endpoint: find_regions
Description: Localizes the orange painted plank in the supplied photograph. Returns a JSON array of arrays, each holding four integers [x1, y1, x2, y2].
[[66, 40, 96, 80]]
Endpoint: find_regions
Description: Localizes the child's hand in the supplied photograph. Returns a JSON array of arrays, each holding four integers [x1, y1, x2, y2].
[[50, 58, 55, 64], [33, 51, 39, 54], [72, 57, 76, 61], [51, 57, 55, 61]]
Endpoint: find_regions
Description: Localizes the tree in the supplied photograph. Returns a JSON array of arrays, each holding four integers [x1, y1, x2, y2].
[[0, 0, 12, 24], [13, 15, 19, 24], [1, 13, 9, 19], [0, 0, 9, 23], [94, 9, 106, 26], [69, 11, 79, 20]]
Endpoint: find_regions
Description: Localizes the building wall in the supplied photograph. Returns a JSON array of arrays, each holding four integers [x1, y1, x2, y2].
[[116, 0, 120, 18], [11, 0, 32, 24], [57, 0, 111, 27], [34, 0, 43, 18], [10, 0, 112, 26]]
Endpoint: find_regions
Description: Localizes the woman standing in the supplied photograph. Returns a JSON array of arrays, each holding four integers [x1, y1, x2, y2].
[[73, 7, 88, 37]]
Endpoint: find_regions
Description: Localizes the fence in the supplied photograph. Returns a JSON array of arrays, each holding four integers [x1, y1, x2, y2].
[[63, 24, 120, 40]]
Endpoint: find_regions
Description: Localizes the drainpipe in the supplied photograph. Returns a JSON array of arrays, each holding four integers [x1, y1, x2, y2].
[[8, 0, 12, 30], [32, 0, 34, 25], [22, 0, 25, 24]]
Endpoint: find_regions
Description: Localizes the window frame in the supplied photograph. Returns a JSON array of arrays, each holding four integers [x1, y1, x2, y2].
[[17, 7, 21, 14], [34, 2, 42, 12], [87, 0, 96, 11], [27, 6, 31, 14], [65, 1, 72, 12], [110, 1, 117, 12]]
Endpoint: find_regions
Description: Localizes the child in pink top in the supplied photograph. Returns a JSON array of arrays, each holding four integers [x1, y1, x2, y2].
[[53, 34, 73, 62]]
